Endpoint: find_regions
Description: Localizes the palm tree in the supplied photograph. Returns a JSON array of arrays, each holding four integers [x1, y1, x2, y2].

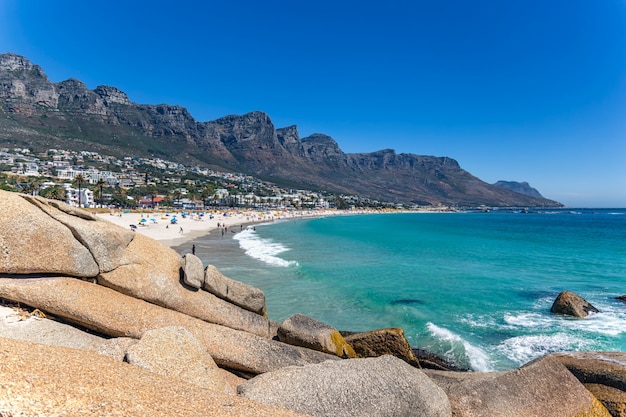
[[23, 180, 38, 196], [172, 189, 183, 209], [146, 184, 157, 208], [72, 174, 85, 207], [95, 178, 106, 207], [40, 185, 67, 201]]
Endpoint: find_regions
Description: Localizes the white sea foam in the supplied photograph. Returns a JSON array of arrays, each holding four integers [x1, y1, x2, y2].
[[561, 311, 626, 337], [503, 312, 553, 329], [426, 322, 495, 372], [497, 333, 595, 366], [234, 228, 298, 267], [458, 314, 498, 329]]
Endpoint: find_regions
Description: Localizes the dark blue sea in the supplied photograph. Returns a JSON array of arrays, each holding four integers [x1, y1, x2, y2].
[[194, 209, 626, 371]]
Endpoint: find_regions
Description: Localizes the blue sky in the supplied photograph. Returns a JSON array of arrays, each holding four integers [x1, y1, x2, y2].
[[1, 1, 625, 207]]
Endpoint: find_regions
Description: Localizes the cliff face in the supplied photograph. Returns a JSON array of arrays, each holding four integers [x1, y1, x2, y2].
[[0, 53, 561, 207]]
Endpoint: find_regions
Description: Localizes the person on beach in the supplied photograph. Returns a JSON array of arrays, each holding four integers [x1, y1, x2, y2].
[[192, 244, 195, 255], [179, 227, 183, 234]]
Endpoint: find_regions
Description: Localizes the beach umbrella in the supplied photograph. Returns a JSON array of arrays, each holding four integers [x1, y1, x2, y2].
[[140, 218, 147, 223]]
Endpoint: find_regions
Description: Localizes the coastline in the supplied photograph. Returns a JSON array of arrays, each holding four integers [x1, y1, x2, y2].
[[96, 208, 390, 248]]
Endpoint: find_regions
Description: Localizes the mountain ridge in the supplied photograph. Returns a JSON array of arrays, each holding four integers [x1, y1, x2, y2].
[[0, 52, 561, 207]]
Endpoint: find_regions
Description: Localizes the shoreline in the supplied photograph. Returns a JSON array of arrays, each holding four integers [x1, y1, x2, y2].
[[96, 208, 390, 248]]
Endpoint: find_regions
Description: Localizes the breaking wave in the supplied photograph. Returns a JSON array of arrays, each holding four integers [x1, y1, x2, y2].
[[234, 228, 298, 267]]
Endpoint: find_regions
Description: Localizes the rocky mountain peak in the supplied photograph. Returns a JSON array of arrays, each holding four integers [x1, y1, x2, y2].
[[94, 85, 131, 106], [0, 53, 47, 79], [493, 181, 544, 199], [0, 53, 562, 207]]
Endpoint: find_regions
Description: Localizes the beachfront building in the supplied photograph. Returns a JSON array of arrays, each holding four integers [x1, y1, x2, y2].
[[64, 184, 94, 208]]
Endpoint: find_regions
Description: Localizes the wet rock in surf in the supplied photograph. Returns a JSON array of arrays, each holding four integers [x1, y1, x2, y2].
[[550, 290, 599, 318]]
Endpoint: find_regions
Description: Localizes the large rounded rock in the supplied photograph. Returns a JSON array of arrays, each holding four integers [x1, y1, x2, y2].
[[238, 355, 451, 417], [125, 326, 234, 394], [425, 355, 611, 417], [551, 290, 599, 318], [24, 195, 135, 272], [0, 277, 338, 375], [0, 190, 99, 277], [278, 314, 356, 358], [203, 264, 267, 316], [552, 351, 626, 390], [0, 337, 307, 417], [552, 351, 626, 415], [98, 233, 271, 337]]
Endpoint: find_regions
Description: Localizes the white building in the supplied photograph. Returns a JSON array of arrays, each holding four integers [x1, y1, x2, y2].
[[64, 185, 94, 208]]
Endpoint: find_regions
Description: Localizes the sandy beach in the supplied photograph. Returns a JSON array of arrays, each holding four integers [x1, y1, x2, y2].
[[96, 208, 359, 247]]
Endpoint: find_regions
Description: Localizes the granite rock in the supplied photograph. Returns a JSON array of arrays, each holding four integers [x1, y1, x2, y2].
[[238, 355, 451, 417], [0, 277, 338, 375], [183, 253, 204, 289], [552, 351, 626, 415], [551, 290, 600, 318], [0, 336, 308, 417], [98, 233, 271, 337], [278, 314, 356, 358], [343, 327, 419, 366], [125, 326, 234, 394], [0, 191, 99, 277], [204, 264, 267, 316], [425, 355, 611, 417]]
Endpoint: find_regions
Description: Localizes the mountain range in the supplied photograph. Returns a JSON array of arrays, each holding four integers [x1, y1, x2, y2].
[[0, 53, 561, 207]]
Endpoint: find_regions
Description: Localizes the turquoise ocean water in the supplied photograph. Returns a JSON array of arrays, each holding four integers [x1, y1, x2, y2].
[[195, 209, 626, 371]]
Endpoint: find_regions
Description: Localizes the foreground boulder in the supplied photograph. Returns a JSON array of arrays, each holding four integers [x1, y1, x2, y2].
[[425, 355, 611, 417], [125, 326, 234, 394], [551, 290, 599, 318], [552, 351, 626, 416], [204, 264, 267, 316], [0, 190, 100, 276], [98, 233, 271, 338], [238, 355, 451, 417], [0, 277, 339, 375], [23, 194, 135, 272], [1, 191, 270, 338], [278, 314, 356, 358], [0, 336, 307, 417]]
